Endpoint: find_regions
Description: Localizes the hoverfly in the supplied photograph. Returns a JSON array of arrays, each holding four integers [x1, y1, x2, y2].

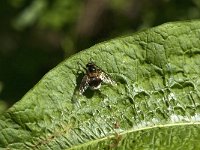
[[79, 62, 116, 95]]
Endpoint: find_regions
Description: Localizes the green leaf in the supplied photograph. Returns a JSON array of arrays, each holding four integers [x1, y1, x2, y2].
[[1, 20, 200, 149]]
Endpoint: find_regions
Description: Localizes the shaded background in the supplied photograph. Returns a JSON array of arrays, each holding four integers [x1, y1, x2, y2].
[[0, 0, 200, 112]]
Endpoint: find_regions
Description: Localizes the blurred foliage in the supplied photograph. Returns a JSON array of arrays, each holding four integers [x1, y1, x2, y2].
[[0, 82, 8, 113], [0, 101, 7, 115], [0, 0, 200, 110]]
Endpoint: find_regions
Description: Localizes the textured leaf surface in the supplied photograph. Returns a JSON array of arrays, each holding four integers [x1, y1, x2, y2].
[[1, 21, 200, 149]]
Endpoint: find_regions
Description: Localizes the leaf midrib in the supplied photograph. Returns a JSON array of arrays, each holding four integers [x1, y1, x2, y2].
[[19, 121, 200, 150]]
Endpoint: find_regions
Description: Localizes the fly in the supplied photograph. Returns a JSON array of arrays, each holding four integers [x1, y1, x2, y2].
[[79, 62, 116, 95]]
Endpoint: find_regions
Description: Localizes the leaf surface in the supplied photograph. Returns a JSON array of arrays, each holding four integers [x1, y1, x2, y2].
[[1, 21, 200, 149]]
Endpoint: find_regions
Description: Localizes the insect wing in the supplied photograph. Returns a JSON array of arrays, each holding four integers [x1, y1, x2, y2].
[[79, 75, 89, 94], [100, 71, 116, 85]]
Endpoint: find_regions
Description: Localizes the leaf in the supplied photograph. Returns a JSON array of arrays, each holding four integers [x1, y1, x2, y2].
[[1, 21, 200, 149]]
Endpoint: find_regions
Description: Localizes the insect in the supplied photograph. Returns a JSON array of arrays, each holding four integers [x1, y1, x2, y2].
[[79, 62, 116, 95]]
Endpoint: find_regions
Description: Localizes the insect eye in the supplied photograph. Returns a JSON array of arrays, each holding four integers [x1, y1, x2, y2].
[[86, 63, 96, 72], [89, 66, 96, 72]]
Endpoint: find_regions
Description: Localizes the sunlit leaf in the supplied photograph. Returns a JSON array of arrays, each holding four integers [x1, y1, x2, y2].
[[1, 21, 200, 149]]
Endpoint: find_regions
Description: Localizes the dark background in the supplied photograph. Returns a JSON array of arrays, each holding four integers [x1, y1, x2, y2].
[[0, 0, 199, 112]]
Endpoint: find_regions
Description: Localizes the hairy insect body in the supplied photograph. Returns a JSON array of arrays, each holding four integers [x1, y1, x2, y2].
[[79, 62, 115, 95]]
